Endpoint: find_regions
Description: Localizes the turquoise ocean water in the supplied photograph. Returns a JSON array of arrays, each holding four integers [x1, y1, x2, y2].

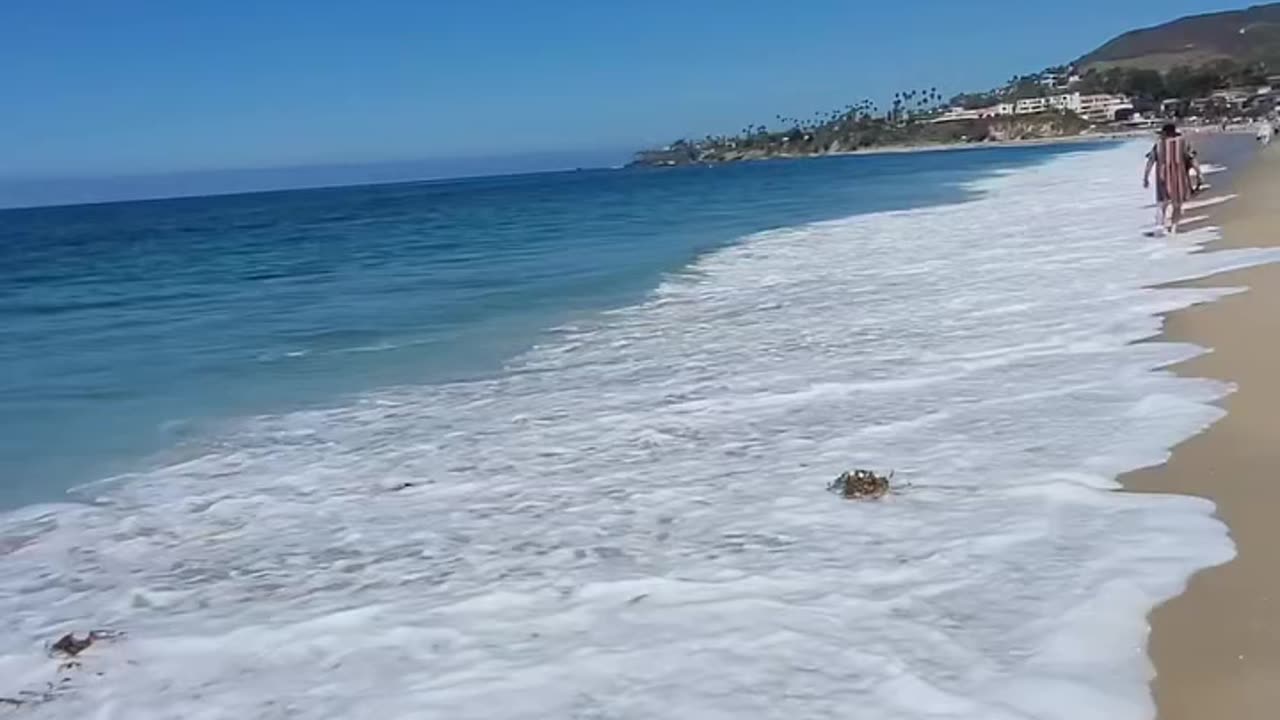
[[4, 137, 1279, 718], [0, 146, 1084, 507]]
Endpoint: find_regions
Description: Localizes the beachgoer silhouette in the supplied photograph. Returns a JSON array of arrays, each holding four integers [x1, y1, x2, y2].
[[1143, 123, 1201, 235]]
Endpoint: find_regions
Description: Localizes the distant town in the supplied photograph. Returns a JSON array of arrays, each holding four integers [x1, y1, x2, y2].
[[633, 60, 1280, 167], [936, 64, 1280, 125]]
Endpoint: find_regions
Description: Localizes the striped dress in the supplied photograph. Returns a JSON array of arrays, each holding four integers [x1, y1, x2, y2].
[[1149, 135, 1192, 204]]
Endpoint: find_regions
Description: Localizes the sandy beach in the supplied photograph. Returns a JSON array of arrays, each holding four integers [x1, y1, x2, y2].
[[1124, 139, 1280, 719]]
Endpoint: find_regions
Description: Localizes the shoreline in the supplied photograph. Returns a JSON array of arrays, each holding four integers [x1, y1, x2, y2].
[[636, 125, 1266, 166], [1, 136, 1259, 718], [1122, 140, 1280, 719], [838, 128, 1153, 156]]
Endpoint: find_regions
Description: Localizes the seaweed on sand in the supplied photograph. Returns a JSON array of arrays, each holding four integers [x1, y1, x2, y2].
[[828, 469, 893, 500], [49, 630, 120, 658]]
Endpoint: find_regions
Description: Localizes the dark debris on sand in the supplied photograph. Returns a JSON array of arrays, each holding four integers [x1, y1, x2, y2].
[[49, 630, 121, 659], [828, 469, 893, 500], [0, 631, 125, 711]]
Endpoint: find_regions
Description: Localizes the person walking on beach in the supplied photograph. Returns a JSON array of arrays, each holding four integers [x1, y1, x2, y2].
[[1143, 123, 1200, 234]]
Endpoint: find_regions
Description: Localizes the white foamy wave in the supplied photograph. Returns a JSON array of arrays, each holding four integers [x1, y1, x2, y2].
[[2, 142, 1277, 719]]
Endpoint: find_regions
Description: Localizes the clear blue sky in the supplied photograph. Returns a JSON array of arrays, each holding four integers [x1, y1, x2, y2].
[[0, 0, 1245, 202]]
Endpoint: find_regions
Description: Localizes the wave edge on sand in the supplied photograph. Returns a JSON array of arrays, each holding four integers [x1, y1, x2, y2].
[[2, 141, 1279, 719]]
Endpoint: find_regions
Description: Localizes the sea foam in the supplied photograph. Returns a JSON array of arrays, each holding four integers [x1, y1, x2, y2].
[[1, 141, 1277, 719]]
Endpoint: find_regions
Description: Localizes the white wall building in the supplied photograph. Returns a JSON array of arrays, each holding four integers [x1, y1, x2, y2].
[[1012, 92, 1132, 121], [931, 103, 1020, 123], [932, 93, 1132, 124], [1077, 94, 1133, 122], [1048, 93, 1080, 112], [931, 107, 982, 123], [1014, 97, 1050, 114]]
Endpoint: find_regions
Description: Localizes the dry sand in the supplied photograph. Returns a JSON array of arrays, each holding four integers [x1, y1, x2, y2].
[[1123, 140, 1280, 719]]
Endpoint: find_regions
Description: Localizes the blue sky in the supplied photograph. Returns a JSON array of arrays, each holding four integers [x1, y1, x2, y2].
[[0, 0, 1244, 202]]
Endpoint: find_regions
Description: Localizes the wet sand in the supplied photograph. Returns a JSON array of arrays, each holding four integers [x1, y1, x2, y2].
[[1123, 140, 1280, 719]]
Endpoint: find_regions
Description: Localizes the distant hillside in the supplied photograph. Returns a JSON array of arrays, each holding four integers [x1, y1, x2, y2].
[[632, 4, 1280, 167], [1079, 3, 1280, 71], [630, 113, 1091, 167]]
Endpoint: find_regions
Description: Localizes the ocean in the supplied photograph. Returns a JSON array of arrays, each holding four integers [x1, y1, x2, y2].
[[1, 139, 1275, 718], [1, 148, 1050, 507]]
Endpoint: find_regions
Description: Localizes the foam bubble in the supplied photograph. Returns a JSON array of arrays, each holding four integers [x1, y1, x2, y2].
[[1, 141, 1276, 719]]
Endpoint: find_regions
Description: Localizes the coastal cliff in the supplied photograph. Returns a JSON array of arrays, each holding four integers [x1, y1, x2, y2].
[[631, 112, 1090, 167]]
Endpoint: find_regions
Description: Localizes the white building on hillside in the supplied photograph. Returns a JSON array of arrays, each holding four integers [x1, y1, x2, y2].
[[931, 107, 982, 123], [1039, 70, 1083, 89], [930, 103, 1017, 123], [1077, 94, 1133, 122], [1016, 93, 1082, 115], [932, 94, 1132, 124], [1009, 92, 1132, 121], [1014, 97, 1050, 114], [1048, 93, 1080, 112]]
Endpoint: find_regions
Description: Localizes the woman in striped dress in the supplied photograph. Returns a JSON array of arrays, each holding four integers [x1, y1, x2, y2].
[[1143, 123, 1200, 234]]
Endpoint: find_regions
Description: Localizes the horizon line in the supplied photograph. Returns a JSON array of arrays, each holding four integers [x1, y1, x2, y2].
[[0, 147, 638, 212], [0, 162, 634, 213]]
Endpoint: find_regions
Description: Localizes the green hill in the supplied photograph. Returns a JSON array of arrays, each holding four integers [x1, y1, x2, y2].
[[1079, 3, 1280, 71]]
